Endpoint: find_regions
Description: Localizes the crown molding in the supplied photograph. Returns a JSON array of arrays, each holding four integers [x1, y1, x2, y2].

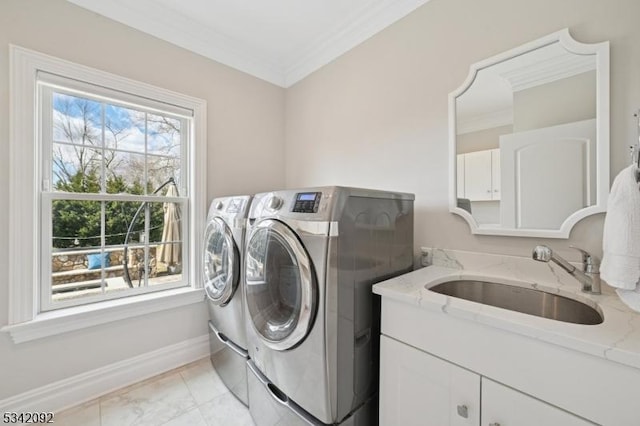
[[66, 0, 286, 86], [66, 0, 431, 88], [283, 0, 431, 87], [500, 51, 596, 92], [457, 107, 513, 135]]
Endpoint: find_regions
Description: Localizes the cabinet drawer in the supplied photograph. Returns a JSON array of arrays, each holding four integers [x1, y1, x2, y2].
[[380, 336, 480, 426], [481, 378, 595, 426]]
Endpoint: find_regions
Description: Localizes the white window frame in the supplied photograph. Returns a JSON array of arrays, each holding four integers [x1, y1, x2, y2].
[[39, 76, 191, 311], [4, 46, 207, 343]]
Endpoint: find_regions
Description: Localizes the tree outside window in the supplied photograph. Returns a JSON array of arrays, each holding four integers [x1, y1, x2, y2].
[[46, 89, 187, 306]]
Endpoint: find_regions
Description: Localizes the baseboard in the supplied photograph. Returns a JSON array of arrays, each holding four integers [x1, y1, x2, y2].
[[0, 334, 210, 414]]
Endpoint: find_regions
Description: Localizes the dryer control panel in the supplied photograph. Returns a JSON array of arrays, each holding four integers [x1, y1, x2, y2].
[[226, 198, 246, 213], [292, 192, 321, 213]]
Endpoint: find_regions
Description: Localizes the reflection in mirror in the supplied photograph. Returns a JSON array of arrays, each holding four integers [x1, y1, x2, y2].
[[449, 29, 609, 238]]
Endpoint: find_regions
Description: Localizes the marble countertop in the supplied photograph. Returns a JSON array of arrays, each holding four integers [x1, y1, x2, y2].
[[373, 248, 640, 371]]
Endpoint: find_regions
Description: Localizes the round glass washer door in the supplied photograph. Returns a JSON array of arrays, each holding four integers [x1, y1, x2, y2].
[[203, 217, 239, 305], [244, 219, 317, 351]]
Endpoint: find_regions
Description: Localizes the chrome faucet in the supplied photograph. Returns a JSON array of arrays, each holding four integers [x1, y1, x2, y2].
[[532, 245, 601, 294]]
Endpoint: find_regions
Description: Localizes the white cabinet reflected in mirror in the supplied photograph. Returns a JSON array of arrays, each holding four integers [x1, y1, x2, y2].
[[449, 29, 610, 238]]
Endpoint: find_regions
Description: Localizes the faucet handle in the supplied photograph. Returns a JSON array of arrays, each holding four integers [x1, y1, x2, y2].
[[569, 246, 600, 272]]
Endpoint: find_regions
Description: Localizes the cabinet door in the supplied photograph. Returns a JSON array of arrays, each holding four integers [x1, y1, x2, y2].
[[380, 335, 480, 426], [464, 150, 492, 201], [490, 149, 500, 200], [481, 378, 595, 426]]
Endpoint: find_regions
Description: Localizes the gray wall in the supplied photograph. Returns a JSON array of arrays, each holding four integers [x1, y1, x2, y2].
[[0, 0, 286, 399], [285, 0, 640, 260]]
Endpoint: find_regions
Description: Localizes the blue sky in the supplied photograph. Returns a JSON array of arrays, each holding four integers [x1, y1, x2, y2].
[[52, 91, 181, 155], [51, 91, 181, 189]]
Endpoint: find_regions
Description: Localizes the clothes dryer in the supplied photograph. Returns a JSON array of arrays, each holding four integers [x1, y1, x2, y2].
[[204, 195, 252, 406], [243, 187, 414, 425]]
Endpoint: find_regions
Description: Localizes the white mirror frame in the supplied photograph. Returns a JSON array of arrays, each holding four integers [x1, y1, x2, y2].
[[449, 29, 610, 238]]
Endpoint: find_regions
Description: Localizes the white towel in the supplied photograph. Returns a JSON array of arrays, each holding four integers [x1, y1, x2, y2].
[[600, 164, 640, 311]]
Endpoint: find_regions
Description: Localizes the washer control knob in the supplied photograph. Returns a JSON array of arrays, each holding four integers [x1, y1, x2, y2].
[[215, 201, 224, 210], [267, 196, 283, 211]]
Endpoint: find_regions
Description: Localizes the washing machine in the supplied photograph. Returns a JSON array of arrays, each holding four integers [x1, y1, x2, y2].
[[203, 195, 252, 406], [243, 186, 414, 425]]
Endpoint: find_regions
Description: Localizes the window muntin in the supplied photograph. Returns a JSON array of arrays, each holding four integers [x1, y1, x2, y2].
[[40, 79, 190, 311]]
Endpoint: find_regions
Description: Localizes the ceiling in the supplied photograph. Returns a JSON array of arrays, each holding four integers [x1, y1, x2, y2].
[[66, 0, 430, 87]]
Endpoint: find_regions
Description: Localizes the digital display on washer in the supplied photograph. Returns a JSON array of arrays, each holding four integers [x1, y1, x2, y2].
[[293, 192, 321, 213]]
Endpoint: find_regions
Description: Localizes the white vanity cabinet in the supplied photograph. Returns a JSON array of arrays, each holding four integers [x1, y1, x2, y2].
[[379, 336, 593, 426], [380, 336, 480, 426], [374, 251, 640, 425], [374, 294, 637, 424]]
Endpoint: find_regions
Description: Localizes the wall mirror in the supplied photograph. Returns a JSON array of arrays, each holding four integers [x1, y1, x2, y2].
[[449, 29, 609, 238]]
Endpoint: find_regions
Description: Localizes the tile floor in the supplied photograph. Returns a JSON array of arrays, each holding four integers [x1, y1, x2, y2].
[[55, 357, 255, 426]]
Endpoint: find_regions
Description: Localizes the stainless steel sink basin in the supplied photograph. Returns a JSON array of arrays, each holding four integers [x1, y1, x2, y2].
[[428, 280, 603, 325]]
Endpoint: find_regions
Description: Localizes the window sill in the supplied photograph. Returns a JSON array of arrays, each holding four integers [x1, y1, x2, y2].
[[2, 287, 205, 344]]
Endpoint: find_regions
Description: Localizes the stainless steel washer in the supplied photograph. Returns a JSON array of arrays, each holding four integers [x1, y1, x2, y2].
[[244, 187, 414, 425], [203, 195, 252, 406]]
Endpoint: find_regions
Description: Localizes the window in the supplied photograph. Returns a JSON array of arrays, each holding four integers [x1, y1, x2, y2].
[[6, 46, 206, 341], [40, 76, 190, 310]]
